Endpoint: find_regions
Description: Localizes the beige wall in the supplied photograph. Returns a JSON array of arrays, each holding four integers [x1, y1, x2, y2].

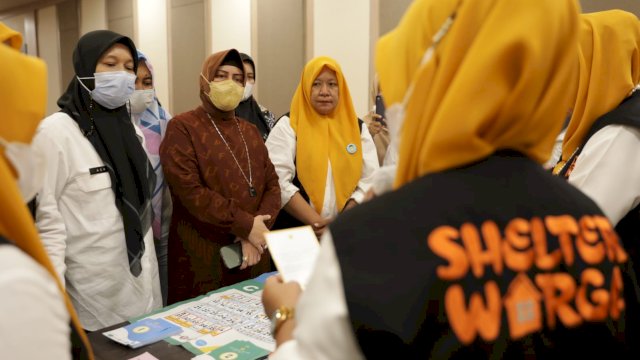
[[22, 0, 640, 123], [79, 0, 106, 34], [37, 5, 62, 115], [208, 0, 251, 54], [312, 0, 372, 116], [379, 0, 412, 37], [2, 15, 26, 50], [170, 0, 206, 115], [580, 0, 640, 15], [107, 0, 134, 39], [57, 0, 78, 91], [135, 0, 171, 112], [2, 12, 37, 55], [256, 0, 305, 117]]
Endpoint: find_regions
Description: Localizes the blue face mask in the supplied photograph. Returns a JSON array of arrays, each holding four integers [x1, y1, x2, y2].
[[77, 71, 136, 109]]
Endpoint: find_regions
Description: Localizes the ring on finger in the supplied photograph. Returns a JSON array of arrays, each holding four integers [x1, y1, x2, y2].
[[242, 256, 248, 262]]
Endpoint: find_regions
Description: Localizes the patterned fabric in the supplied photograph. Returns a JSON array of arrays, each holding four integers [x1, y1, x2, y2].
[[132, 51, 172, 246], [160, 106, 281, 304], [259, 103, 277, 129], [236, 98, 273, 141], [136, 104, 170, 241]]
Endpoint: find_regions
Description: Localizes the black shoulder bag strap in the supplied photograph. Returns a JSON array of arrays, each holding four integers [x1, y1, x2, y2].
[[558, 90, 640, 178]]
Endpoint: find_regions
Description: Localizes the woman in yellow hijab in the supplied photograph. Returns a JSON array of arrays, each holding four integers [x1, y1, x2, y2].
[[553, 11, 640, 353], [0, 22, 93, 359], [554, 11, 640, 225], [266, 56, 379, 236], [263, 0, 632, 358]]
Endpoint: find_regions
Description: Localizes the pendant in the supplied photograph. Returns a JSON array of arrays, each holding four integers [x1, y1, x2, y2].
[[249, 186, 257, 197]]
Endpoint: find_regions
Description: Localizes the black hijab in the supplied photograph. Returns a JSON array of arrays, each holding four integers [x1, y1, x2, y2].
[[235, 53, 270, 140], [58, 30, 154, 277]]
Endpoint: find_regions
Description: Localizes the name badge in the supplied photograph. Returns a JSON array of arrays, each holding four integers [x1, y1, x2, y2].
[[346, 143, 357, 154], [89, 166, 108, 175]]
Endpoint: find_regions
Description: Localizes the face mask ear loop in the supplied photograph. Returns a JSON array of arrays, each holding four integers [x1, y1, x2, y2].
[[76, 76, 93, 94], [200, 73, 213, 99]]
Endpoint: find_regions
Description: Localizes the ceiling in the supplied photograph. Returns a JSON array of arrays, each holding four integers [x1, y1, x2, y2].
[[0, 0, 67, 18], [0, 0, 37, 12]]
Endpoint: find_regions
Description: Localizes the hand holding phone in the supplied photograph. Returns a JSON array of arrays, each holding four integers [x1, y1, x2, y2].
[[374, 94, 387, 127], [220, 242, 242, 269]]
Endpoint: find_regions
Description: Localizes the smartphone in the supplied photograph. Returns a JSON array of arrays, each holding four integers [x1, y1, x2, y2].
[[220, 242, 243, 269], [374, 95, 387, 127]]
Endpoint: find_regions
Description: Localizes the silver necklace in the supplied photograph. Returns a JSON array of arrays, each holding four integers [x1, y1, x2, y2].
[[207, 113, 256, 197]]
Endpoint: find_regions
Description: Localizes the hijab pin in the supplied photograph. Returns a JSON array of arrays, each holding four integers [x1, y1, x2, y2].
[[346, 143, 357, 154]]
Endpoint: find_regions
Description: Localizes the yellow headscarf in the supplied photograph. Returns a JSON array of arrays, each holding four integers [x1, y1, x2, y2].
[[376, 0, 580, 187], [0, 23, 94, 359], [0, 22, 21, 49], [290, 57, 362, 212], [556, 10, 640, 172]]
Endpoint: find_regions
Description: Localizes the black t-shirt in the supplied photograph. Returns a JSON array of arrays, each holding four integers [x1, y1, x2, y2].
[[331, 152, 636, 359]]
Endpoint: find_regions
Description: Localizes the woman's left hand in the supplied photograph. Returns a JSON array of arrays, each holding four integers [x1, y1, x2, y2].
[[240, 239, 261, 270], [262, 274, 302, 317]]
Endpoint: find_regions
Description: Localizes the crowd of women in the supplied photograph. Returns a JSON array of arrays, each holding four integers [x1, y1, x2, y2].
[[2, 0, 640, 358]]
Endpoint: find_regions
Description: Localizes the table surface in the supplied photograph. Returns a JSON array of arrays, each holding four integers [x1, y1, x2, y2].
[[88, 322, 195, 360], [88, 273, 277, 359]]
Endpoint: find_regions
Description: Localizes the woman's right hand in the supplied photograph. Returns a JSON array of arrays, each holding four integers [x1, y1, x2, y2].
[[248, 214, 271, 253], [368, 117, 383, 136], [240, 239, 261, 270], [311, 217, 332, 238]]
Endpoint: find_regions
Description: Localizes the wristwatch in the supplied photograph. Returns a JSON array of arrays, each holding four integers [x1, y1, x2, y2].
[[270, 306, 295, 337]]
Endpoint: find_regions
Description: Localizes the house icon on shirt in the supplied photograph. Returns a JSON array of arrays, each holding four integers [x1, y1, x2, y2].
[[504, 273, 543, 339]]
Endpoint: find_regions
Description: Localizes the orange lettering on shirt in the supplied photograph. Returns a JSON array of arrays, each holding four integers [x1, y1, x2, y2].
[[445, 281, 501, 344], [576, 216, 606, 265], [545, 215, 578, 266], [610, 266, 625, 320], [479, 221, 505, 276], [504, 273, 542, 339], [576, 268, 609, 321], [531, 217, 561, 270], [503, 218, 534, 272], [462, 222, 502, 278], [535, 273, 582, 329], [428, 226, 469, 281], [593, 216, 628, 264]]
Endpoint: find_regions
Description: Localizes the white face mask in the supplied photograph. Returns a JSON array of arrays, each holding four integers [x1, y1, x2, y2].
[[242, 82, 254, 102], [129, 89, 155, 114], [78, 71, 136, 109], [385, 12, 457, 164], [0, 136, 46, 203]]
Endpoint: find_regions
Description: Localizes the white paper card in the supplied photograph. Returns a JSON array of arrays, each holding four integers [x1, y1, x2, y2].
[[265, 226, 320, 288]]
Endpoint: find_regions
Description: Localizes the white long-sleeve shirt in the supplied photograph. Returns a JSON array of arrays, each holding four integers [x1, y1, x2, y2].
[[568, 124, 640, 225], [271, 231, 365, 359], [33, 112, 162, 331], [266, 116, 379, 218], [0, 245, 71, 360]]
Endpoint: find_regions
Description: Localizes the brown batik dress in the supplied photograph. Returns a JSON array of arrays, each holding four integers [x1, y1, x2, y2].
[[160, 106, 280, 304]]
